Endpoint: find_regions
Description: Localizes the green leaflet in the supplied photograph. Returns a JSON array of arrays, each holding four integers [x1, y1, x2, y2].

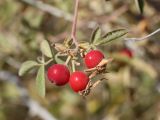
[[36, 65, 45, 97], [40, 40, 53, 58], [91, 27, 102, 44], [94, 29, 128, 46], [19, 60, 38, 76]]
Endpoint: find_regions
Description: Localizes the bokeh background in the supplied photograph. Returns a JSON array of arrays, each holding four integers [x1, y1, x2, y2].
[[0, 0, 160, 120]]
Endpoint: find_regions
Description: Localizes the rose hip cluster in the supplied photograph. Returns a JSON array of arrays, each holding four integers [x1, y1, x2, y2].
[[47, 50, 104, 93]]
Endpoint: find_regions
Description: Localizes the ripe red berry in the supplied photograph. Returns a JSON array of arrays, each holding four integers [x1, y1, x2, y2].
[[69, 71, 89, 92], [47, 64, 70, 86], [120, 49, 133, 58], [85, 50, 104, 68]]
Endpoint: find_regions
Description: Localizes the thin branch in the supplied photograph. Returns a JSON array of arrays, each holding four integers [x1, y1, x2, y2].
[[71, 0, 79, 50], [125, 28, 160, 41]]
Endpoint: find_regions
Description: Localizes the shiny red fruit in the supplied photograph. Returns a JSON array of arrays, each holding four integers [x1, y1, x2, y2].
[[120, 49, 133, 58], [69, 71, 89, 92], [85, 50, 104, 68], [47, 64, 70, 86]]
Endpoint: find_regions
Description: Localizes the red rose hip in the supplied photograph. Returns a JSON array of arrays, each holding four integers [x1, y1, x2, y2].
[[47, 64, 70, 86], [85, 50, 104, 68], [69, 71, 89, 92]]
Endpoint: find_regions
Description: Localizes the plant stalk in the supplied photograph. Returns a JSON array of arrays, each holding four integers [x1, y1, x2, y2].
[[71, 0, 79, 51]]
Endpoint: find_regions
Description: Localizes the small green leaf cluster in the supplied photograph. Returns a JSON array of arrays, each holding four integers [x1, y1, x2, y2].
[[18, 27, 128, 97], [19, 40, 53, 97]]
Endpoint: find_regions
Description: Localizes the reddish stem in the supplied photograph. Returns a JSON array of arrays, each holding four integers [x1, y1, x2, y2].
[[71, 0, 79, 50]]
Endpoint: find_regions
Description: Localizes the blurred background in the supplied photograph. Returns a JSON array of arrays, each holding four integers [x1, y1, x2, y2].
[[0, 0, 160, 120]]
